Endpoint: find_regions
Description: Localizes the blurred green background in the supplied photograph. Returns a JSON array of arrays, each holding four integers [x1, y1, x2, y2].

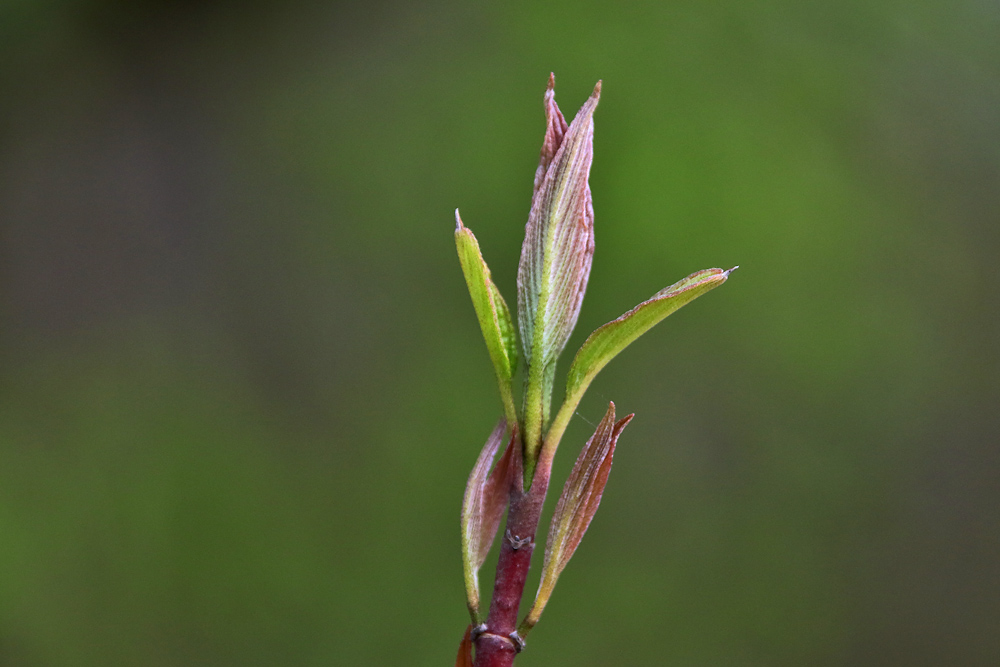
[[1, 1, 998, 665]]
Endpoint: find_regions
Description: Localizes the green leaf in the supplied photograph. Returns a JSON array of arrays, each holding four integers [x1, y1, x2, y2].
[[455, 211, 519, 423], [565, 267, 735, 402], [488, 281, 518, 377]]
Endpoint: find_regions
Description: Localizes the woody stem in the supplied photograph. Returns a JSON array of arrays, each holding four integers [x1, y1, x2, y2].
[[473, 460, 551, 667]]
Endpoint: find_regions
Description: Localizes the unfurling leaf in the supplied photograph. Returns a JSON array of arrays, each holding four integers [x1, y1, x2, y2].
[[455, 625, 473, 667], [533, 73, 568, 195], [519, 78, 600, 463], [565, 267, 735, 405], [521, 403, 633, 633], [460, 419, 515, 622], [455, 212, 519, 423]]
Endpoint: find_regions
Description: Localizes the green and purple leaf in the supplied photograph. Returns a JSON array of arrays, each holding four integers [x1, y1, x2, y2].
[[518, 78, 600, 462], [522, 403, 632, 633], [460, 419, 515, 622], [565, 267, 735, 404]]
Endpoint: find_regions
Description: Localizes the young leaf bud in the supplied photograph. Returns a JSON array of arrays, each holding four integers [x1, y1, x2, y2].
[[519, 78, 601, 466], [521, 402, 632, 634]]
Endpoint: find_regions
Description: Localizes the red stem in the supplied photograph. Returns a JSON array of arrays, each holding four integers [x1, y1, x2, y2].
[[474, 461, 551, 667]]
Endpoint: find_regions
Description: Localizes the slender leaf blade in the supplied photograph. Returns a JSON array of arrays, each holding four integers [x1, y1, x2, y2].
[[475, 428, 515, 569], [533, 72, 568, 195], [522, 402, 632, 633], [455, 211, 519, 382], [460, 419, 514, 622], [565, 267, 735, 401]]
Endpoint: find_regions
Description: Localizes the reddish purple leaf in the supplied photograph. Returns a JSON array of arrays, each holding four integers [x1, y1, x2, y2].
[[533, 72, 568, 195], [477, 425, 516, 567], [523, 402, 633, 631], [460, 419, 515, 620]]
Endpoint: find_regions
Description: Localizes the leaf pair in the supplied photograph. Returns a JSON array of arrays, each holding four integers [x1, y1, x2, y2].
[[460, 419, 516, 622], [455, 77, 605, 475], [519, 78, 600, 461]]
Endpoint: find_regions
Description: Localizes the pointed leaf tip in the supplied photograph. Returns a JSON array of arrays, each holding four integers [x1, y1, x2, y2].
[[564, 268, 731, 405], [455, 209, 464, 231], [616, 413, 635, 432], [592, 80, 602, 98], [534, 74, 569, 195]]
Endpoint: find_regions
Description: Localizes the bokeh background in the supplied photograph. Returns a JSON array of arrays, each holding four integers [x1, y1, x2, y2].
[[1, 1, 998, 665]]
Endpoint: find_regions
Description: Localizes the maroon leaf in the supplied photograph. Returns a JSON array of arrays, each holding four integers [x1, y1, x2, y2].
[[533, 72, 568, 195], [460, 419, 515, 620], [522, 402, 633, 632]]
